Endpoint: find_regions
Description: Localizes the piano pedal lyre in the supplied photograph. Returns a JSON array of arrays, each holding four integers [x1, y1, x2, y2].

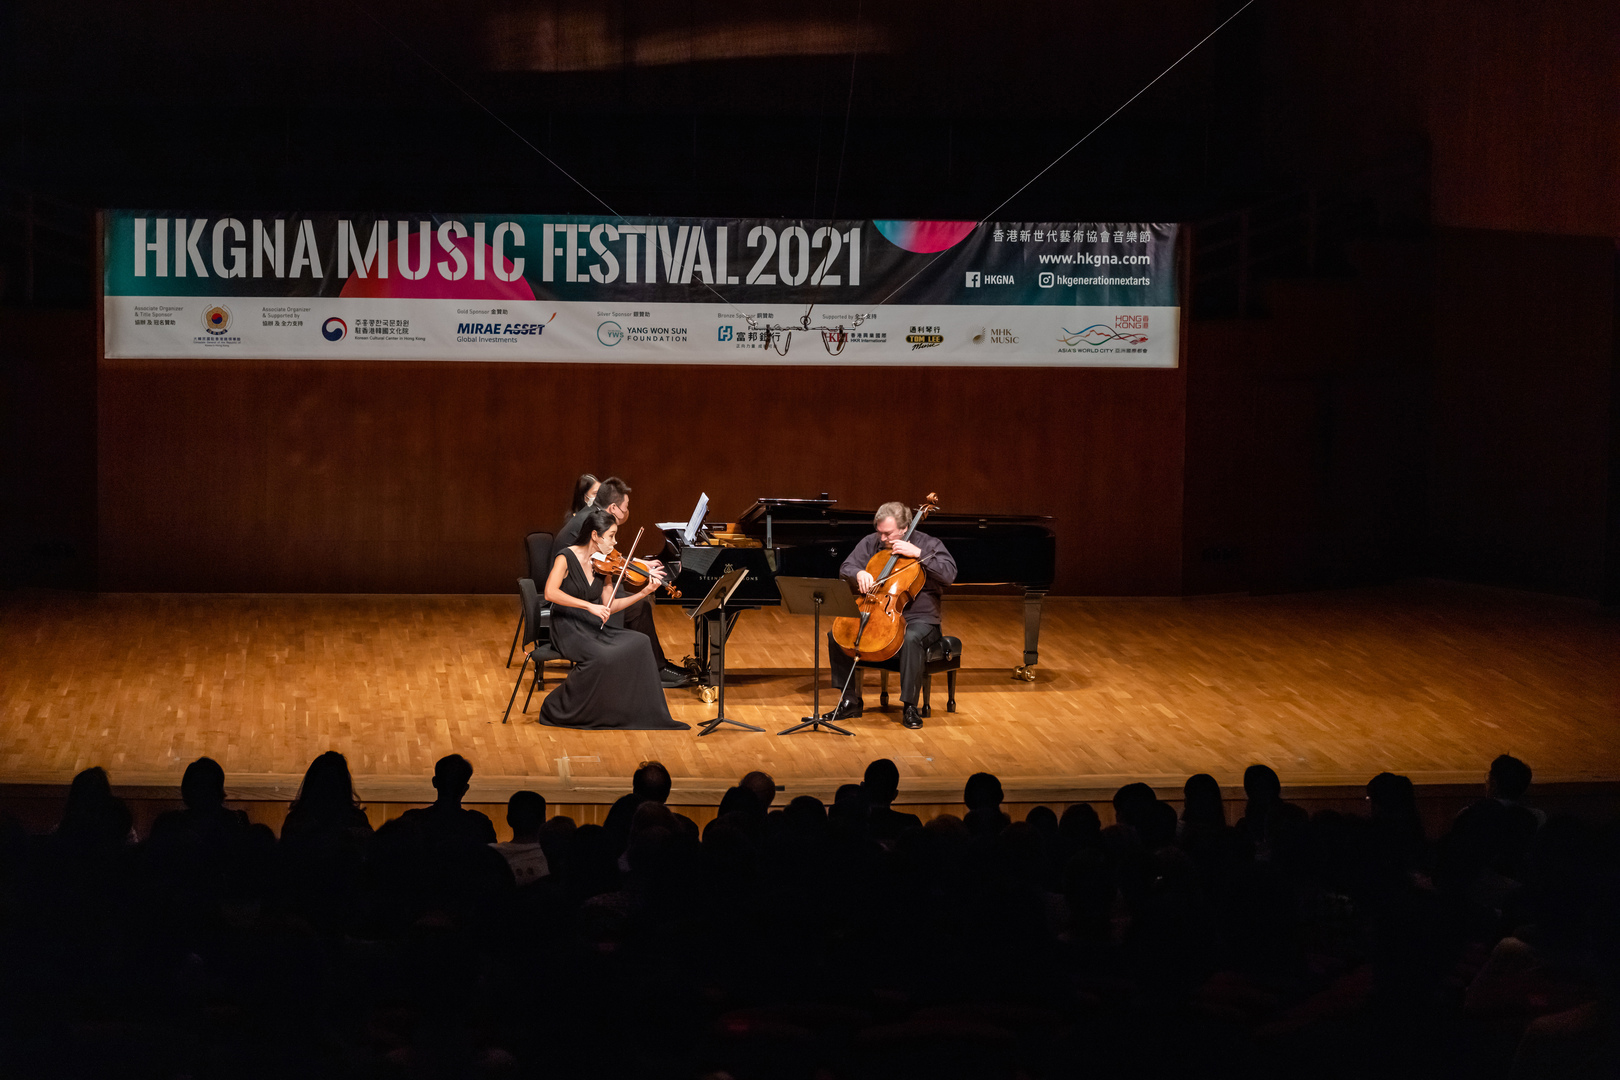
[[697, 684, 719, 704], [1012, 665, 1038, 682]]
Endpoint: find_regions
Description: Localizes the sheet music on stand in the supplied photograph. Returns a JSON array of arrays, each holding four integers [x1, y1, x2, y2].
[[656, 492, 710, 546], [690, 566, 748, 622]]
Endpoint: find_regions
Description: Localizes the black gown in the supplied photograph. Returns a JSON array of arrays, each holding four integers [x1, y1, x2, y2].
[[539, 549, 689, 730]]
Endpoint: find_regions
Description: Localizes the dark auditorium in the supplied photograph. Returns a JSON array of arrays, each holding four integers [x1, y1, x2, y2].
[[1, 2, 1617, 1078]]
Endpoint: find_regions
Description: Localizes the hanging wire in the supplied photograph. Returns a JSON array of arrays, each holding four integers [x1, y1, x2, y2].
[[354, 0, 1259, 335]]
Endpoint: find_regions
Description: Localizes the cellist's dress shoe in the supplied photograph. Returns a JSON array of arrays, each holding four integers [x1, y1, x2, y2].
[[824, 698, 863, 722], [902, 703, 923, 729]]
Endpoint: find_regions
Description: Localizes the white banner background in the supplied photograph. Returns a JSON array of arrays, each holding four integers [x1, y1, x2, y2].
[[105, 297, 1180, 367]]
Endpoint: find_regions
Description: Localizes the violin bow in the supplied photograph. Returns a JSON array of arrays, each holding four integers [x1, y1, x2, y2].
[[867, 549, 939, 590], [601, 527, 643, 626]]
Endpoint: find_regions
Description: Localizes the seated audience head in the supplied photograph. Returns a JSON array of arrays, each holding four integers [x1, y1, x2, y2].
[[60, 766, 132, 845], [740, 770, 777, 810], [1182, 773, 1226, 827], [1025, 805, 1058, 832], [538, 814, 576, 869], [965, 806, 1011, 840], [1060, 803, 1103, 846], [862, 759, 901, 806], [293, 751, 361, 817], [570, 473, 600, 515], [1112, 782, 1158, 829], [1243, 764, 1282, 805], [180, 756, 228, 811], [784, 795, 827, 827], [506, 790, 547, 841], [633, 760, 673, 804], [433, 754, 475, 803], [717, 785, 762, 819], [963, 772, 1005, 813], [830, 783, 869, 827], [1487, 754, 1533, 800], [1144, 799, 1179, 850], [630, 799, 675, 836], [1366, 770, 1418, 819]]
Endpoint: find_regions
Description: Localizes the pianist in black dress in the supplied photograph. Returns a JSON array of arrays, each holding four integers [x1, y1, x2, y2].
[[540, 509, 690, 731]]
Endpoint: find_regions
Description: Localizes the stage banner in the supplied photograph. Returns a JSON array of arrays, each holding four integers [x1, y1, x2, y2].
[[103, 212, 1180, 367]]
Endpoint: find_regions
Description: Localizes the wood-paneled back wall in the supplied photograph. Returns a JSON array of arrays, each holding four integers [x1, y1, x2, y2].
[[98, 360, 1186, 595]]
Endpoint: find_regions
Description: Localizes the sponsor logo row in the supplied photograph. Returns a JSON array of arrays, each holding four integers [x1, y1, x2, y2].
[[129, 305, 1153, 352]]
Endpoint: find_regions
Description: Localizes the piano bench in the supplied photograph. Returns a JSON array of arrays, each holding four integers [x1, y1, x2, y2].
[[874, 636, 962, 718]]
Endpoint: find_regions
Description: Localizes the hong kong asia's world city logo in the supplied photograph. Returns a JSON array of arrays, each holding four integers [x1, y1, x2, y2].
[[1056, 325, 1148, 348], [201, 305, 231, 335]]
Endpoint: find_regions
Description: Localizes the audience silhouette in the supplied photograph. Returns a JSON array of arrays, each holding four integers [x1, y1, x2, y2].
[[1, 750, 1613, 1080]]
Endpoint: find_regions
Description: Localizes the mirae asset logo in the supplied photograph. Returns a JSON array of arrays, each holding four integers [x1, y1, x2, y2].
[[455, 313, 557, 335]]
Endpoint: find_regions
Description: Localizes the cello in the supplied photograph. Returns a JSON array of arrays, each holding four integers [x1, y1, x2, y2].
[[831, 493, 940, 663]]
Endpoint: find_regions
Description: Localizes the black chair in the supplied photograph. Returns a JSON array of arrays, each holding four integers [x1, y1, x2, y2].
[[503, 577, 568, 723], [507, 531, 555, 667], [871, 636, 963, 717]]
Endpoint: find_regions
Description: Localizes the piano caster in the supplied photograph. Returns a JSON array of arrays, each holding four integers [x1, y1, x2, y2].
[[697, 684, 719, 704], [1012, 665, 1038, 683]]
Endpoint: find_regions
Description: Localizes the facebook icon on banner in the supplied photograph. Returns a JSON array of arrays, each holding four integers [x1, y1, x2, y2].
[[965, 271, 980, 287], [718, 325, 733, 341]]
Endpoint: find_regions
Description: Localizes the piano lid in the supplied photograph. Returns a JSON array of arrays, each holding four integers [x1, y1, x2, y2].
[[733, 496, 838, 528], [733, 497, 1052, 534]]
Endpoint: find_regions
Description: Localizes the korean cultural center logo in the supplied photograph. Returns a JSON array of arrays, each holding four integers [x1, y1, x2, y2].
[[201, 305, 232, 336], [321, 317, 347, 341]]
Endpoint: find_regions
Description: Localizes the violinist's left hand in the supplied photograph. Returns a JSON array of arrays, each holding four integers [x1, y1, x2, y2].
[[644, 559, 664, 575], [889, 539, 922, 559]]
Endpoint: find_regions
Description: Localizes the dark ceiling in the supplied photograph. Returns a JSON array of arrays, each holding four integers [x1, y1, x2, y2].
[[2, 0, 1279, 221]]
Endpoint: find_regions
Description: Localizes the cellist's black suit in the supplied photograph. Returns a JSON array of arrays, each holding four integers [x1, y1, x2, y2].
[[826, 530, 957, 712]]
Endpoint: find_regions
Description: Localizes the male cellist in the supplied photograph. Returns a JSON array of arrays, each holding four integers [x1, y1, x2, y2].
[[824, 501, 957, 729]]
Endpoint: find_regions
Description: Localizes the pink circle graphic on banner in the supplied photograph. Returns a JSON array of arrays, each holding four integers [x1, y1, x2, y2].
[[339, 232, 536, 300], [872, 220, 979, 253]]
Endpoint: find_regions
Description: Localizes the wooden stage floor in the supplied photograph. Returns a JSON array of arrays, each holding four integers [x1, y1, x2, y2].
[[2, 581, 1616, 813]]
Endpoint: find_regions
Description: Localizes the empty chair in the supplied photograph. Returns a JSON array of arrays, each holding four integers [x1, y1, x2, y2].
[[507, 531, 555, 666]]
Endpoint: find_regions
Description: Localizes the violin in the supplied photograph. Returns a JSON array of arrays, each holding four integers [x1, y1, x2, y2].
[[831, 493, 940, 663], [592, 548, 683, 599]]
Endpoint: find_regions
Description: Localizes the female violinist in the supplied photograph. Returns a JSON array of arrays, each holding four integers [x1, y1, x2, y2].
[[826, 500, 957, 729], [539, 509, 690, 730]]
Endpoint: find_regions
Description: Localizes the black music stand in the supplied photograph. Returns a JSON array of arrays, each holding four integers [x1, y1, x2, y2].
[[775, 576, 862, 736], [691, 568, 761, 736]]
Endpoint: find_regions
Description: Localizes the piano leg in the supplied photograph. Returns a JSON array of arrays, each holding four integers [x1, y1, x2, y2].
[[1014, 589, 1046, 681]]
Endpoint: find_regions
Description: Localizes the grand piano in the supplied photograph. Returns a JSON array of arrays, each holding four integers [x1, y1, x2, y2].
[[659, 496, 1056, 692]]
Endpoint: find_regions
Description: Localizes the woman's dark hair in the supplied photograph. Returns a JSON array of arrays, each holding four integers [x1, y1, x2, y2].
[[181, 756, 228, 810], [578, 508, 616, 546], [59, 766, 132, 844], [568, 473, 599, 517], [290, 751, 361, 820]]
